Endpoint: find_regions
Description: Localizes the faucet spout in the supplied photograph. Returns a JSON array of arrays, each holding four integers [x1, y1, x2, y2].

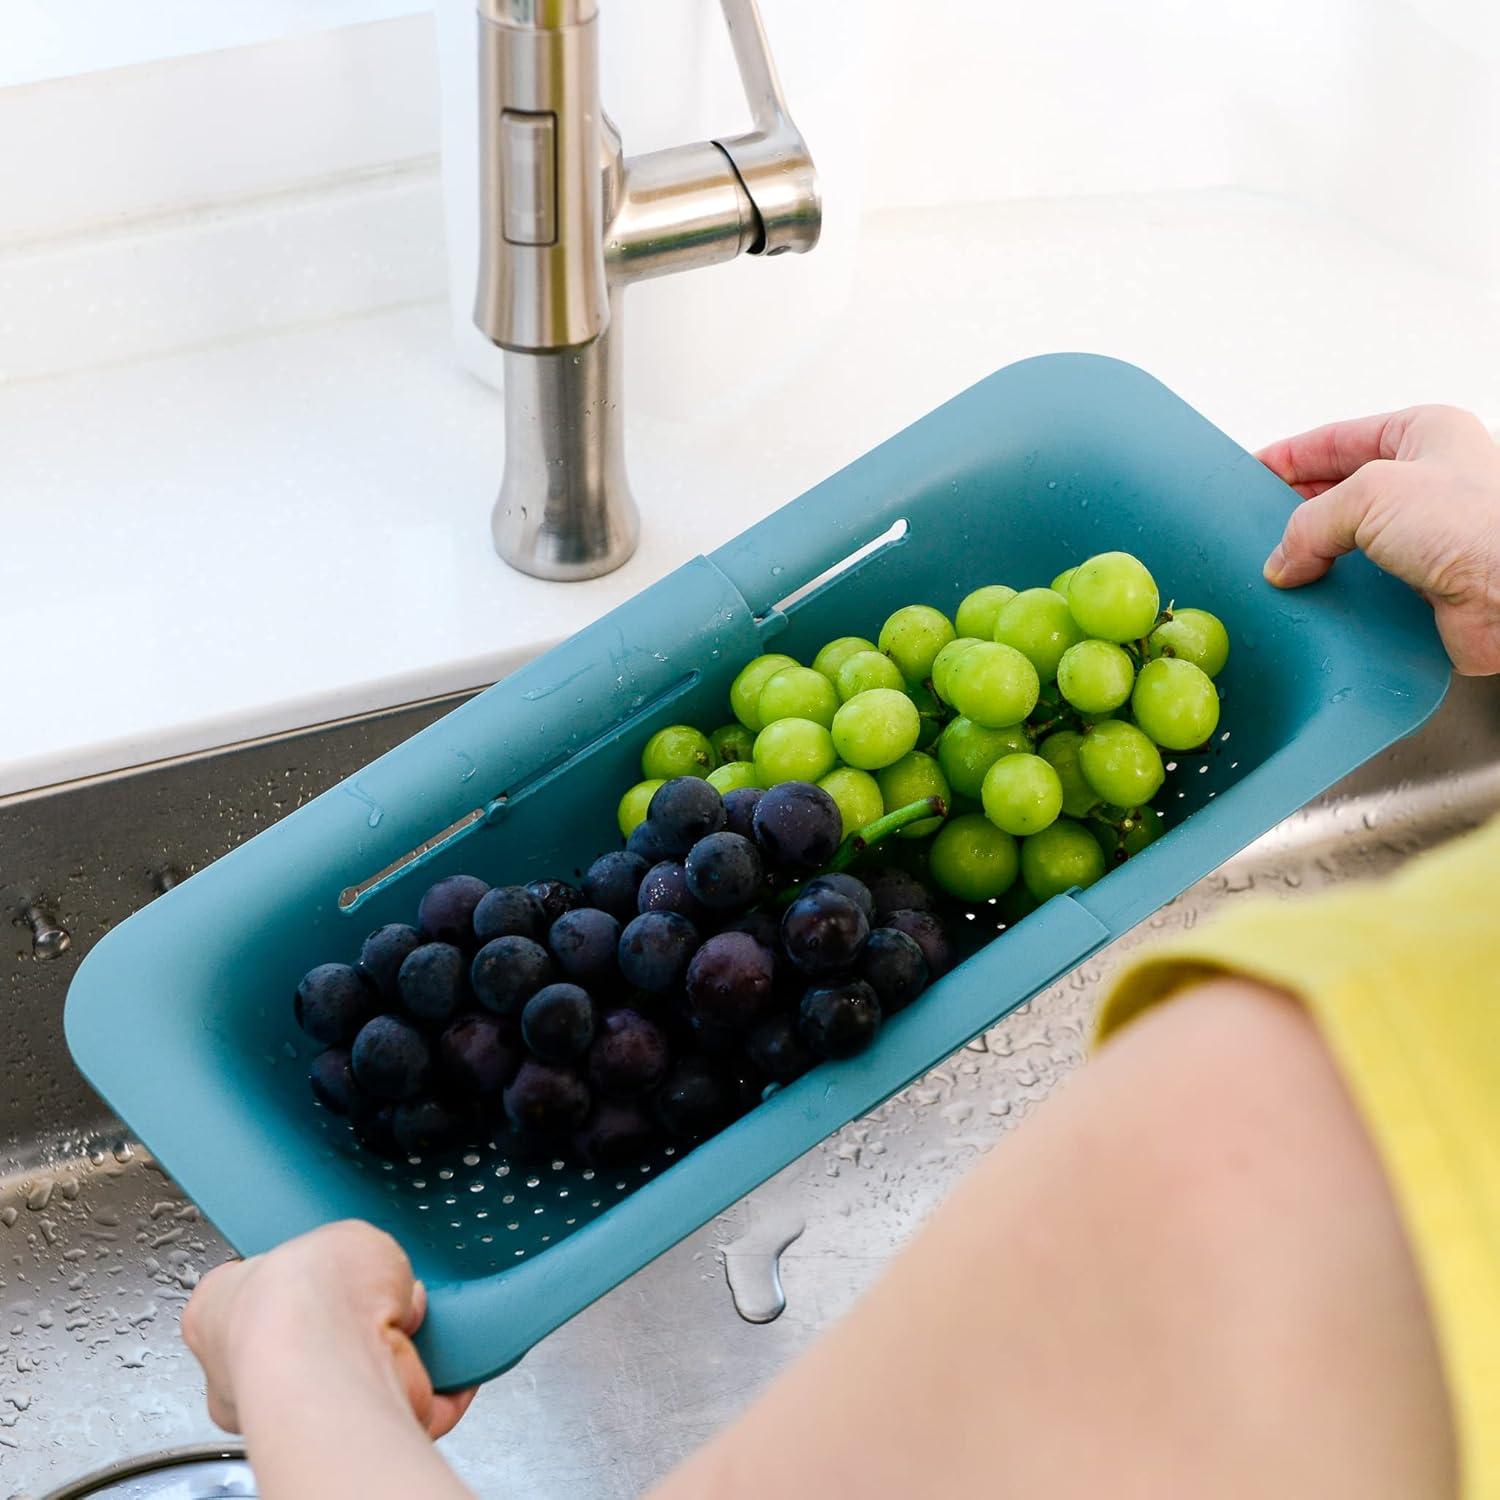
[[476, 0, 819, 580]]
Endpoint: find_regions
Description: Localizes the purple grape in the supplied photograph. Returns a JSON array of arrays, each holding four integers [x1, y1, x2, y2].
[[470, 935, 554, 1015], [689, 1014, 743, 1058], [752, 781, 841, 872], [309, 1047, 361, 1115], [503, 1059, 591, 1137], [637, 861, 705, 921], [525, 879, 583, 927], [857, 927, 928, 1014], [521, 983, 598, 1063], [582, 850, 650, 923], [653, 1058, 733, 1141], [882, 909, 953, 979], [804, 872, 875, 925], [473, 885, 546, 945], [396, 942, 468, 1023], [721, 785, 763, 841], [547, 907, 621, 988], [727, 1065, 766, 1115], [799, 980, 882, 1059], [861, 865, 935, 920], [438, 1013, 521, 1099], [417, 874, 490, 948], [574, 1100, 655, 1168], [781, 887, 870, 978], [648, 777, 726, 858], [350, 1015, 431, 1101], [723, 908, 782, 958], [587, 1008, 670, 1099], [617, 912, 700, 993], [294, 963, 374, 1046], [684, 931, 777, 1030], [357, 924, 422, 1004], [746, 1014, 815, 1084], [392, 1097, 464, 1154], [626, 819, 674, 865], [351, 1103, 399, 1157], [683, 832, 764, 911]]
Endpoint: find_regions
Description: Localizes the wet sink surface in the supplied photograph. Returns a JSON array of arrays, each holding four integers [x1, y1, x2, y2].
[[4, 678, 1497, 1496]]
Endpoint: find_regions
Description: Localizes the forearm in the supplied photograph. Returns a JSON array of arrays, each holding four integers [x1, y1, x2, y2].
[[652, 978, 1452, 1499]]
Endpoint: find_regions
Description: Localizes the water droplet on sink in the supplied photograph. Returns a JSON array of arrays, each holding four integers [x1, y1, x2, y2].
[[723, 1207, 805, 1324]]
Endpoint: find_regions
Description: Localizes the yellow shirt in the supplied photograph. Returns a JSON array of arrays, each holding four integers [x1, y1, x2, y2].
[[1099, 815, 1500, 1499]]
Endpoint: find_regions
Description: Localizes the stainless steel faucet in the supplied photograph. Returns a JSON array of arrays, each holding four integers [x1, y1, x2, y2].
[[474, 0, 820, 580]]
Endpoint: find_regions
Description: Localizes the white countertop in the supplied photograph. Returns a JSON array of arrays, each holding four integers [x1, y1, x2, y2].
[[4, 188, 1498, 799]]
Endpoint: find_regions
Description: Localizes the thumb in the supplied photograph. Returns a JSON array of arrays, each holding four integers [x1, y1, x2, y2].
[[1263, 463, 1387, 588]]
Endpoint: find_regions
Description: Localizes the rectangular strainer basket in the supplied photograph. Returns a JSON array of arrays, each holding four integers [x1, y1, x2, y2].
[[66, 354, 1450, 1389]]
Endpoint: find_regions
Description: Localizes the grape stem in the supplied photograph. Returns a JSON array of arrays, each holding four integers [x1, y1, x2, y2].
[[829, 795, 947, 868]]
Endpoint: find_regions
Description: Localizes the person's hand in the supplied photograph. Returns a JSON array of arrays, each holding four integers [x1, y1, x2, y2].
[[1257, 404, 1500, 674], [182, 1220, 476, 1440]]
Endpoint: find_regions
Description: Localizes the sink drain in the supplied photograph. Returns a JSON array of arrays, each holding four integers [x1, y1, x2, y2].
[[43, 1446, 254, 1500]]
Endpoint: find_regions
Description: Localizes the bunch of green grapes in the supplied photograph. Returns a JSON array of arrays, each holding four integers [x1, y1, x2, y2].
[[616, 550, 1229, 913]]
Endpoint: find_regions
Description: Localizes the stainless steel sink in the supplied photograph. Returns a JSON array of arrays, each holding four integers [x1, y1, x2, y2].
[[4, 676, 1497, 1498]]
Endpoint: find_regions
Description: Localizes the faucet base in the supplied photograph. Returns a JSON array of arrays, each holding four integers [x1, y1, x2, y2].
[[491, 302, 640, 582]]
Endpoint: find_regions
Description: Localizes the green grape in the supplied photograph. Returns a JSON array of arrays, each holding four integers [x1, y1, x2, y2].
[[753, 717, 838, 785], [876, 751, 950, 838], [1077, 720, 1164, 805], [878, 604, 956, 684], [995, 877, 1039, 926], [819, 767, 885, 839], [757, 665, 840, 730], [937, 717, 1032, 800], [812, 635, 878, 684], [929, 814, 1019, 902], [831, 687, 921, 770], [617, 778, 666, 837], [1037, 730, 1100, 818], [1119, 807, 1164, 856], [708, 760, 761, 794], [1056, 639, 1136, 715], [1067, 551, 1159, 642], [710, 722, 755, 766], [909, 679, 946, 750], [1131, 656, 1220, 750], [641, 724, 714, 780], [1092, 806, 1164, 864], [835, 649, 906, 701], [730, 652, 798, 732], [993, 587, 1085, 682], [1148, 608, 1230, 678], [1020, 818, 1107, 902], [980, 752, 1064, 836], [1050, 566, 1077, 595], [954, 584, 1017, 641], [946, 641, 1039, 728], [930, 637, 981, 705]]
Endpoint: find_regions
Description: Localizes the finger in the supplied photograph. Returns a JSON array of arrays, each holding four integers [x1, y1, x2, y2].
[[428, 1385, 480, 1440], [180, 1257, 252, 1359], [1291, 480, 1336, 500], [400, 1278, 427, 1338], [1434, 601, 1500, 677], [1255, 413, 1399, 487], [205, 1388, 242, 1434], [1263, 467, 1384, 588]]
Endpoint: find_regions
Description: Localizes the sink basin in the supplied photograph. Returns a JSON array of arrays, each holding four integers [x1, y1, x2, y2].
[[4, 675, 1497, 1496]]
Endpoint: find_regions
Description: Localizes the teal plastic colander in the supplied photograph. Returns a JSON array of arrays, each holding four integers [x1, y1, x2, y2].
[[65, 354, 1450, 1389]]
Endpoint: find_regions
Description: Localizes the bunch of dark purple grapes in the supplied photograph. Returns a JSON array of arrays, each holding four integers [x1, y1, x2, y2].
[[293, 777, 953, 1169]]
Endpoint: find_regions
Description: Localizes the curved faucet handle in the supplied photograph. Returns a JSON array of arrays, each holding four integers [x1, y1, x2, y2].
[[713, 0, 821, 256]]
